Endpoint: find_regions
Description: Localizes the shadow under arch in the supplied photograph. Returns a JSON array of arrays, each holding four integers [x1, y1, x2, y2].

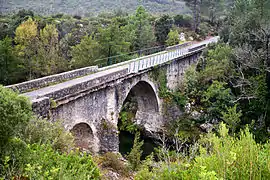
[[118, 80, 160, 159], [70, 122, 94, 151], [124, 80, 159, 114]]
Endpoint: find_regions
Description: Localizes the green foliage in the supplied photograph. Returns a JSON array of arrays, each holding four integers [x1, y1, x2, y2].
[[135, 123, 270, 179], [198, 22, 210, 39], [129, 6, 156, 51], [151, 67, 168, 98], [97, 18, 131, 65], [127, 132, 144, 171], [50, 98, 57, 108], [119, 111, 138, 133], [0, 37, 22, 85], [96, 152, 130, 176], [200, 0, 225, 25], [0, 85, 32, 148], [0, 87, 100, 179], [36, 24, 66, 77], [202, 81, 234, 119], [21, 118, 74, 153], [155, 15, 173, 45], [2, 142, 99, 179], [183, 65, 200, 99], [14, 17, 38, 80], [221, 104, 242, 134], [21, 144, 100, 179], [1, 1, 190, 16], [173, 14, 192, 28], [151, 67, 187, 112], [198, 44, 233, 84], [166, 114, 202, 140], [71, 35, 100, 68], [166, 28, 180, 46]]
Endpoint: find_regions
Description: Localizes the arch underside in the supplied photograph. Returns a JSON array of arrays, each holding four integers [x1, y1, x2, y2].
[[70, 122, 94, 151], [122, 80, 162, 133], [127, 81, 159, 113]]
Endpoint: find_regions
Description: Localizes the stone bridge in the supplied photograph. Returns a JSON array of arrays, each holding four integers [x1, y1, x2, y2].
[[7, 37, 219, 153]]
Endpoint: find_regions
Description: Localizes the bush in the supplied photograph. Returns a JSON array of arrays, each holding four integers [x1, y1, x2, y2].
[[24, 144, 100, 179], [135, 123, 270, 179], [127, 132, 143, 171], [1, 143, 100, 179], [96, 152, 130, 176], [0, 85, 32, 149], [21, 118, 75, 153]]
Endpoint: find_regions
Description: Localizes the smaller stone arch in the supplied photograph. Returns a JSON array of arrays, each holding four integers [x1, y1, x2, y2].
[[70, 122, 94, 151]]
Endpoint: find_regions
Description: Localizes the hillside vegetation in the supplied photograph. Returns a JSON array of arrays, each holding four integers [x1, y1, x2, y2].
[[1, 0, 270, 179], [0, 0, 189, 16]]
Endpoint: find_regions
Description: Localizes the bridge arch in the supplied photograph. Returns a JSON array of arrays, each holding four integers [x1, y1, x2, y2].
[[118, 80, 161, 157], [70, 122, 94, 151], [121, 80, 160, 114]]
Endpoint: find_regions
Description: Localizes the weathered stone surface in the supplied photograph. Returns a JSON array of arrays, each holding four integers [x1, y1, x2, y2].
[[31, 97, 50, 118], [7, 66, 98, 93], [200, 123, 214, 133]]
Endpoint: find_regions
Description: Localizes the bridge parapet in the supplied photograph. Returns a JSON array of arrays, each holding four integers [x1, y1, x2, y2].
[[7, 66, 98, 93]]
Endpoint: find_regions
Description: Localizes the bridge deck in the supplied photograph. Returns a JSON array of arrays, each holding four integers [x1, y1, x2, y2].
[[23, 37, 219, 101]]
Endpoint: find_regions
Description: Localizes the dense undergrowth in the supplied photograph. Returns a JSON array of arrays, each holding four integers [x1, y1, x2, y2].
[[136, 123, 270, 180], [0, 86, 100, 179]]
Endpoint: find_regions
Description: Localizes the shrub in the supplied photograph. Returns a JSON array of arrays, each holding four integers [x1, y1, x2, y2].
[[21, 118, 75, 153], [23, 144, 100, 179], [96, 152, 130, 176], [202, 81, 234, 120], [127, 132, 143, 171], [166, 29, 180, 46], [0, 85, 32, 149], [135, 123, 270, 179]]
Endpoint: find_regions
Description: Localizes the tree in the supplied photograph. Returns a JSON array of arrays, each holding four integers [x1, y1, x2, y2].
[[37, 24, 66, 76], [0, 85, 32, 149], [166, 29, 180, 46], [154, 15, 173, 45], [15, 18, 38, 80], [201, 0, 225, 25], [184, 0, 202, 32], [71, 35, 101, 68], [222, 104, 242, 134], [225, 0, 270, 137], [127, 132, 143, 171], [97, 19, 131, 65], [0, 37, 22, 85], [0, 9, 34, 40], [129, 6, 156, 51], [173, 14, 192, 28]]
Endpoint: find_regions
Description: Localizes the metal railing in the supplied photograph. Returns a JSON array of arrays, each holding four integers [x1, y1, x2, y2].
[[93, 45, 167, 68], [128, 48, 188, 73], [128, 37, 219, 73]]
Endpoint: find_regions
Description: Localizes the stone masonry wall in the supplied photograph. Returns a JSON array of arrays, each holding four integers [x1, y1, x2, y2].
[[7, 66, 98, 93]]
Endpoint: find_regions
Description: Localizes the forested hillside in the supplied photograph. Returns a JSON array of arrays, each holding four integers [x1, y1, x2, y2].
[[0, 6, 216, 85], [0, 0, 189, 16], [1, 0, 270, 179]]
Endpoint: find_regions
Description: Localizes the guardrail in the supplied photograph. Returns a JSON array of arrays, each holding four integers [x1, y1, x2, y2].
[[165, 41, 192, 51], [128, 36, 219, 73], [128, 48, 188, 73]]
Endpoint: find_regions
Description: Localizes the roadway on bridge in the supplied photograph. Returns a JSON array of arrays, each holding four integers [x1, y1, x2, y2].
[[23, 36, 219, 100]]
